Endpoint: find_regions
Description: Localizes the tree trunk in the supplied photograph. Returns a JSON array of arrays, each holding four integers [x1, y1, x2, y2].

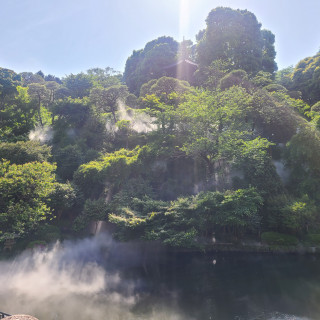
[[38, 96, 43, 126]]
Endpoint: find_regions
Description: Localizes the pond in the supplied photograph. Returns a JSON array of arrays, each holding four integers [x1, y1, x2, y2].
[[0, 235, 319, 320]]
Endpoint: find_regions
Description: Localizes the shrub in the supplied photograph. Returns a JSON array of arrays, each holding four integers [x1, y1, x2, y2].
[[264, 84, 287, 92], [261, 231, 299, 246], [304, 234, 320, 245], [27, 240, 47, 249]]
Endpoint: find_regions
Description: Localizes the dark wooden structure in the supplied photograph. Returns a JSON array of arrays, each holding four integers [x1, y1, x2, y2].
[[163, 59, 198, 84], [0, 312, 11, 319], [3, 239, 15, 252]]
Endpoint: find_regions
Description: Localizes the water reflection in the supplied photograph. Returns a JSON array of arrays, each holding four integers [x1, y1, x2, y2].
[[0, 235, 319, 320]]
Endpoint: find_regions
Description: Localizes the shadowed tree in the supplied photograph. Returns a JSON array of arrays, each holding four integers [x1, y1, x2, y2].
[[90, 85, 129, 122], [63, 73, 93, 98], [0, 68, 21, 108], [28, 83, 50, 126], [124, 36, 179, 95], [196, 7, 277, 75]]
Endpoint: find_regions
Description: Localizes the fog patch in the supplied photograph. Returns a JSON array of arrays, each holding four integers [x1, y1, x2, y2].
[[0, 234, 191, 320], [272, 160, 290, 183], [29, 125, 53, 143], [106, 100, 156, 134], [118, 101, 156, 133], [0, 234, 136, 320]]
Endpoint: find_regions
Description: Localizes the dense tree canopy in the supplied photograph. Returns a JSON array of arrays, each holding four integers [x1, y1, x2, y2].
[[291, 51, 320, 104], [196, 7, 277, 74], [0, 161, 57, 239], [1, 6, 320, 249], [124, 36, 179, 95]]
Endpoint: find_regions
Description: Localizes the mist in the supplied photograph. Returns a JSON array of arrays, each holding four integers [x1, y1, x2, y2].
[[106, 100, 156, 134], [0, 234, 190, 320], [29, 126, 53, 143]]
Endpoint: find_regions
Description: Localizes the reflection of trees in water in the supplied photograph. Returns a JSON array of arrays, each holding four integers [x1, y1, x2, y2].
[[134, 253, 320, 320]]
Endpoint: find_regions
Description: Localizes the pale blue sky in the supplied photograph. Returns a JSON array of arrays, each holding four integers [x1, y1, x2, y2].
[[1, 0, 319, 77]]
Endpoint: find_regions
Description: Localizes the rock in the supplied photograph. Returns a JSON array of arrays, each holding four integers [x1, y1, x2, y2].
[[5, 315, 39, 320]]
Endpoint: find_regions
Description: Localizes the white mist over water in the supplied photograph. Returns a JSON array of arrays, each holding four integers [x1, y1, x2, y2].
[[0, 234, 189, 320], [0, 234, 135, 319]]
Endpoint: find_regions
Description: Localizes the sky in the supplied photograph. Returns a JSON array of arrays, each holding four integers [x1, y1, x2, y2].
[[0, 0, 320, 77]]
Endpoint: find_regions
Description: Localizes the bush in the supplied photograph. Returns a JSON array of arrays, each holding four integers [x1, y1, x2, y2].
[[44, 232, 61, 242], [264, 84, 287, 92], [33, 224, 61, 243], [27, 240, 47, 249], [304, 234, 320, 245], [261, 231, 299, 246], [311, 101, 320, 113]]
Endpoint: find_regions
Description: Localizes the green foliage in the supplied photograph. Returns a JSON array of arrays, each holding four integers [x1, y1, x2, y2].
[[112, 178, 154, 207], [53, 98, 90, 128], [196, 7, 277, 74], [177, 87, 253, 183], [235, 138, 282, 196], [194, 59, 231, 89], [90, 85, 129, 122], [275, 66, 294, 89], [291, 52, 320, 104], [53, 144, 84, 180], [0, 160, 57, 240], [264, 84, 287, 93], [304, 234, 320, 246], [86, 67, 122, 88], [110, 188, 262, 246], [284, 125, 320, 200], [282, 196, 318, 234], [2, 14, 320, 248], [261, 232, 299, 246], [20, 72, 44, 86], [216, 188, 263, 235], [311, 101, 320, 113], [74, 146, 146, 198], [251, 89, 300, 143], [0, 67, 21, 106], [34, 223, 61, 242], [140, 77, 192, 104], [27, 240, 47, 249], [261, 29, 278, 74], [28, 83, 50, 126], [48, 182, 77, 219], [63, 73, 93, 98], [124, 36, 179, 95], [219, 69, 249, 90], [251, 71, 273, 88], [162, 228, 199, 248], [0, 141, 51, 164], [0, 86, 37, 141], [73, 198, 109, 232]]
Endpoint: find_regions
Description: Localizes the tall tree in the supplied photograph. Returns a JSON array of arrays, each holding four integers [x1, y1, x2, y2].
[[124, 36, 179, 95], [0, 160, 57, 240], [63, 73, 93, 98], [28, 83, 50, 126], [196, 7, 277, 75], [291, 51, 320, 104], [0, 68, 21, 107], [90, 85, 129, 122], [261, 29, 278, 74], [87, 67, 122, 88]]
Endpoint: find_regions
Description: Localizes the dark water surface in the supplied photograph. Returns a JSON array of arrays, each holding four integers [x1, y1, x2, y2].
[[1, 236, 319, 320], [128, 251, 320, 320]]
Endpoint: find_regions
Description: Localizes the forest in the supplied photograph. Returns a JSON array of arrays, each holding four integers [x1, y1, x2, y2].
[[1, 6, 320, 251]]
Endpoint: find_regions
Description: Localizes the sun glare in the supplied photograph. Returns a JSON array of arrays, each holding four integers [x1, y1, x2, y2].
[[179, 0, 190, 40]]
